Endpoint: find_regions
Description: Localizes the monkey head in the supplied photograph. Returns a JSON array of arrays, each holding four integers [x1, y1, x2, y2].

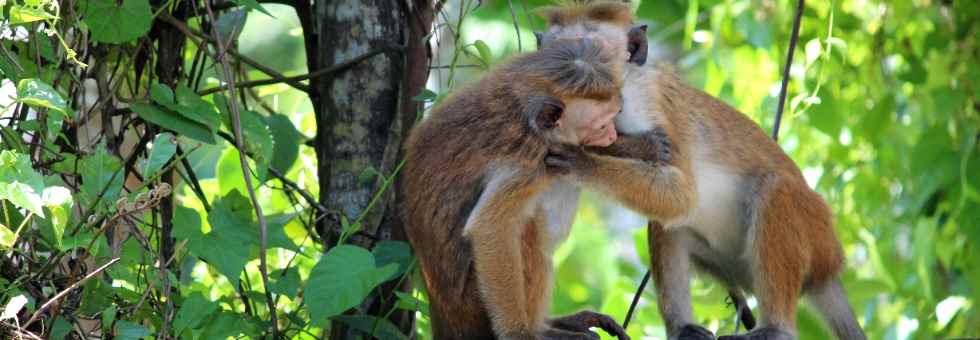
[[534, 1, 649, 67], [511, 39, 623, 147]]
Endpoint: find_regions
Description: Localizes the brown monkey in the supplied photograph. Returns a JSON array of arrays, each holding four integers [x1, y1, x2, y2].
[[400, 40, 647, 340], [536, 2, 866, 340]]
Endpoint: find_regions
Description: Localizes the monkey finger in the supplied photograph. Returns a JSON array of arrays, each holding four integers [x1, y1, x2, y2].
[[587, 312, 631, 340]]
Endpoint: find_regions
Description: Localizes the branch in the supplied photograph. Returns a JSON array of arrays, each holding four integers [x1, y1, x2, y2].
[[23, 258, 121, 328], [202, 3, 280, 338], [157, 12, 310, 93], [197, 46, 400, 96]]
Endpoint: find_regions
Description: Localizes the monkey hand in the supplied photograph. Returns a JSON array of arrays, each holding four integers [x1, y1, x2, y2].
[[643, 126, 673, 165], [545, 144, 593, 175], [548, 310, 631, 340]]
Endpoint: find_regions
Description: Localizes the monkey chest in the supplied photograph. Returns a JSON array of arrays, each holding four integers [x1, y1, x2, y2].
[[533, 180, 581, 250]]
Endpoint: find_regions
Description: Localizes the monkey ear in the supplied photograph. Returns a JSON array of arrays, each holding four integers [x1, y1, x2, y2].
[[627, 24, 648, 66], [534, 32, 544, 49], [531, 100, 564, 130]]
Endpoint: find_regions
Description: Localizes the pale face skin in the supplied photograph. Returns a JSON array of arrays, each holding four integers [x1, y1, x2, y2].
[[561, 96, 621, 147]]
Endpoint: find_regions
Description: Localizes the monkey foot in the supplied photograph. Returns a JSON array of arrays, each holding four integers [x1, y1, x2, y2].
[[673, 324, 716, 340], [549, 310, 630, 340], [717, 327, 794, 340]]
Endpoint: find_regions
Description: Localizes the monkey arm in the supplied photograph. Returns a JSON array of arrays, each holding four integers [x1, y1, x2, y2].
[[462, 167, 552, 337], [547, 146, 695, 223], [586, 127, 673, 165]]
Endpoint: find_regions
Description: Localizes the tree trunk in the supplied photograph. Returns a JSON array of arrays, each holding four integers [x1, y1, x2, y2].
[[309, 0, 433, 338]]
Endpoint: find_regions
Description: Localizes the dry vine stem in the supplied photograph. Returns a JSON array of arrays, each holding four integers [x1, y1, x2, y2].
[[202, 2, 280, 338]]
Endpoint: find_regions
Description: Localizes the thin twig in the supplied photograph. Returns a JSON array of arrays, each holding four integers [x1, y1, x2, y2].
[[23, 258, 121, 328], [197, 46, 399, 96], [269, 168, 328, 215], [772, 0, 806, 141], [506, 0, 522, 51], [157, 12, 310, 93], [202, 2, 280, 338]]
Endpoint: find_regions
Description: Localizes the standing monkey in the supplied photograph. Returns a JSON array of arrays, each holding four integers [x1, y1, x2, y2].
[[535, 2, 866, 340], [400, 40, 656, 339]]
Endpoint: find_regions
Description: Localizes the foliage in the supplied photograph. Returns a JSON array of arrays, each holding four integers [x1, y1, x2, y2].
[[0, 0, 976, 339]]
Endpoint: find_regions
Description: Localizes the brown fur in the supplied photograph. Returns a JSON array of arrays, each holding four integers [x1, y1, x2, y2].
[[536, 1, 634, 28], [538, 3, 861, 338], [399, 41, 629, 339]]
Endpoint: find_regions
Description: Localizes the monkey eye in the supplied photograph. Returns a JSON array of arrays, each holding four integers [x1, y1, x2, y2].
[[537, 103, 564, 130]]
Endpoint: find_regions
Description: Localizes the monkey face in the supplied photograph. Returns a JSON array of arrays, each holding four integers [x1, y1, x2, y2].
[[529, 95, 621, 147]]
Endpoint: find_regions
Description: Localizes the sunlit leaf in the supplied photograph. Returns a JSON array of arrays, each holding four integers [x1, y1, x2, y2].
[[0, 150, 45, 217], [16, 78, 70, 116], [9, 5, 57, 24], [473, 39, 493, 67]]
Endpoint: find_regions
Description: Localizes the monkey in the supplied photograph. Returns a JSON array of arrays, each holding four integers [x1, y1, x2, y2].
[[399, 39, 660, 340], [533, 2, 867, 340]]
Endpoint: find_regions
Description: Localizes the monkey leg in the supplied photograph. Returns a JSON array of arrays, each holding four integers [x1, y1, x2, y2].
[[464, 170, 555, 338], [719, 177, 806, 340], [649, 222, 715, 340]]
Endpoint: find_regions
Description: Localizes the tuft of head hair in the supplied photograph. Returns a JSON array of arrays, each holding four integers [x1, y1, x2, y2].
[[517, 39, 621, 100], [536, 1, 634, 27]]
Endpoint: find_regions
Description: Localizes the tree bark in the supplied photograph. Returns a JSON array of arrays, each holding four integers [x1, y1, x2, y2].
[[310, 0, 433, 338]]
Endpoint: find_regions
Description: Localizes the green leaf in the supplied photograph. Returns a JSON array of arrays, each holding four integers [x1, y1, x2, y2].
[[0, 224, 18, 248], [78, 144, 124, 213], [216, 147, 249, 196], [411, 89, 437, 102], [16, 78, 70, 116], [50, 317, 72, 340], [473, 40, 493, 67], [9, 5, 57, 24], [0, 150, 46, 217], [83, 0, 153, 43], [149, 83, 175, 106], [239, 110, 274, 182], [200, 312, 250, 339], [230, 0, 274, 17], [115, 320, 151, 340], [201, 190, 257, 288], [142, 133, 177, 179], [132, 103, 217, 144], [334, 315, 409, 340], [174, 84, 221, 129], [373, 240, 413, 281], [38, 186, 72, 247], [394, 291, 429, 314], [305, 245, 399, 321], [266, 114, 302, 173], [173, 293, 219, 335], [269, 267, 301, 299]]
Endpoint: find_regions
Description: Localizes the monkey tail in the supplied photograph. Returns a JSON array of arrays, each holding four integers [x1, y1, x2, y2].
[[806, 279, 867, 340]]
